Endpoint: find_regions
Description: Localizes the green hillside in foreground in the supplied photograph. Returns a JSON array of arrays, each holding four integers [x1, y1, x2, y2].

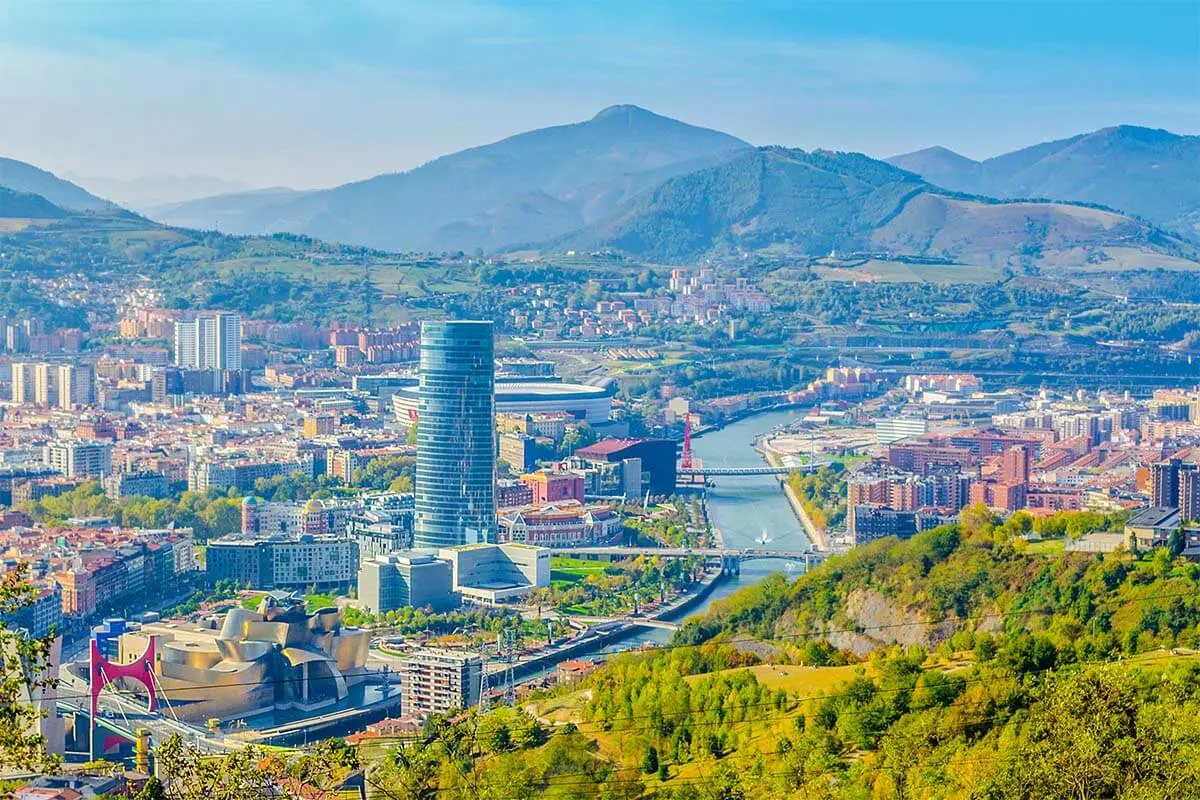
[[350, 507, 1200, 799]]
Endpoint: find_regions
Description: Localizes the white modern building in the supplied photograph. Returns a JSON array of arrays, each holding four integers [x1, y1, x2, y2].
[[875, 417, 929, 445], [437, 543, 550, 605], [358, 552, 456, 614]]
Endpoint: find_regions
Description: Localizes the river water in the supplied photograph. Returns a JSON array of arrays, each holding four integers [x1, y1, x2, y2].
[[603, 408, 812, 651]]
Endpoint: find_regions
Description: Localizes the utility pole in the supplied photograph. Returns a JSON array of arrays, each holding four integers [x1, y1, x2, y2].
[[501, 628, 517, 707], [478, 657, 491, 713]]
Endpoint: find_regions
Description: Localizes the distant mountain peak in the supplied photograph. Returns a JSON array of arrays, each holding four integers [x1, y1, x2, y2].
[[591, 104, 656, 121], [887, 145, 979, 168], [1090, 124, 1184, 144], [918, 145, 977, 162]]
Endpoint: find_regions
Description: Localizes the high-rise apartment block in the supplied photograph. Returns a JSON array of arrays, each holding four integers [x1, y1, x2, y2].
[[56, 364, 95, 408], [400, 648, 482, 715], [9, 362, 35, 403], [174, 312, 242, 371], [1147, 458, 1200, 522], [413, 321, 496, 549]]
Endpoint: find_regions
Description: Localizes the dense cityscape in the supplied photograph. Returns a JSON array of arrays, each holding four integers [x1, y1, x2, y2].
[[3, 2, 1200, 798]]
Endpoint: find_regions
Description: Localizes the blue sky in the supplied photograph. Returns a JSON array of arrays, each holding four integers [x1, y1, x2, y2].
[[0, 0, 1196, 188]]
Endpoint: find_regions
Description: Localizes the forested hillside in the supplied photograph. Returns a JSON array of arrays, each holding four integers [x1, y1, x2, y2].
[[354, 507, 1200, 798]]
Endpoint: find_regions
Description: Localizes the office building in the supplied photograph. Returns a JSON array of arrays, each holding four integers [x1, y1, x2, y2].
[[358, 553, 457, 614], [174, 312, 242, 371], [44, 440, 112, 479], [414, 320, 497, 549], [401, 648, 482, 716]]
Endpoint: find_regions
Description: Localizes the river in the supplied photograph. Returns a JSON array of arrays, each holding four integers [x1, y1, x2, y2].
[[601, 407, 813, 651]]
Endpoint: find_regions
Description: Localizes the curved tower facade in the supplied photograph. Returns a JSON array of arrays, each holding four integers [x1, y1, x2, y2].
[[414, 320, 497, 548]]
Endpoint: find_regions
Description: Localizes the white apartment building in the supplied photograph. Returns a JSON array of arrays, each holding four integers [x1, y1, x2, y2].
[[174, 312, 242, 371], [44, 440, 113, 479]]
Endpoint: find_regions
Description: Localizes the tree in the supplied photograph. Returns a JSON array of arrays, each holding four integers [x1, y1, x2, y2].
[[642, 745, 659, 774], [0, 563, 61, 773], [1169, 526, 1186, 558], [202, 498, 242, 537], [153, 733, 339, 799]]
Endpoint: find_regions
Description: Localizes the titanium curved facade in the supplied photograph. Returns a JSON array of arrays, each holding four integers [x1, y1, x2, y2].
[[414, 321, 496, 548]]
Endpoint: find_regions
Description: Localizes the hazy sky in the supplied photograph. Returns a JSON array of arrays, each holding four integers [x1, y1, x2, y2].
[[1, 0, 1197, 189]]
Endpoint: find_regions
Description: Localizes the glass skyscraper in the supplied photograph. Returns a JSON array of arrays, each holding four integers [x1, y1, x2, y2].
[[413, 320, 497, 548]]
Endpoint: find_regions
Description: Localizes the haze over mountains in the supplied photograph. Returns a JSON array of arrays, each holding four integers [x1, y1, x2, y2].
[[68, 174, 258, 209], [887, 126, 1200, 238], [151, 105, 751, 252], [0, 157, 114, 213], [1, 106, 1198, 268]]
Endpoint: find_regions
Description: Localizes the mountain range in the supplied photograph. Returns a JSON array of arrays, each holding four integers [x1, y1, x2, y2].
[[149, 105, 751, 253], [887, 126, 1200, 238], [1, 107, 1198, 268], [554, 145, 1192, 266]]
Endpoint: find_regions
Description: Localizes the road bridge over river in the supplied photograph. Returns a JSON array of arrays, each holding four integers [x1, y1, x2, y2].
[[550, 546, 827, 575]]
